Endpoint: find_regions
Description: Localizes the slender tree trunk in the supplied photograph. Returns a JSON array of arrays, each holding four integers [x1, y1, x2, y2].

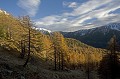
[[23, 40, 25, 55], [58, 52, 61, 70], [112, 38, 116, 79], [87, 64, 90, 79], [61, 53, 64, 70], [23, 22, 31, 67], [87, 53, 90, 79], [20, 40, 24, 58], [54, 47, 57, 70], [9, 30, 12, 40]]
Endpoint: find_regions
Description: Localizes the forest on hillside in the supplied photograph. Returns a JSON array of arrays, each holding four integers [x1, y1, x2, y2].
[[0, 11, 120, 79]]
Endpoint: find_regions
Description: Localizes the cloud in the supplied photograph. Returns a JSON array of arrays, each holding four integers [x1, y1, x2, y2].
[[68, 2, 78, 8], [35, 0, 120, 32], [35, 15, 70, 31], [64, 0, 112, 16], [17, 0, 41, 17], [71, 0, 120, 27], [63, 2, 78, 8]]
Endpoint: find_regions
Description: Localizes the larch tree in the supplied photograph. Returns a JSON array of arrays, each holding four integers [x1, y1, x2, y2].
[[98, 35, 120, 79], [52, 32, 69, 70], [22, 16, 32, 67]]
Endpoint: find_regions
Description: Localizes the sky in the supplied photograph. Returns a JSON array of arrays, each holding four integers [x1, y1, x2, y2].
[[0, 0, 120, 32]]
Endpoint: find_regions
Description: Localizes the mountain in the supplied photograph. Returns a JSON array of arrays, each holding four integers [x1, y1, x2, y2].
[[62, 23, 120, 48], [32, 27, 51, 34]]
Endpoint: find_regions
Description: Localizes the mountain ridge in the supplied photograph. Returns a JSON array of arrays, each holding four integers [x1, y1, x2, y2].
[[62, 23, 120, 48]]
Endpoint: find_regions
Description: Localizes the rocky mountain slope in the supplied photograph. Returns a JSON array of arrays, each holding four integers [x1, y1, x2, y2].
[[62, 23, 120, 48]]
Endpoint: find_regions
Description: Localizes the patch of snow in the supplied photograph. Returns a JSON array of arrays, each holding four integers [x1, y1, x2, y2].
[[32, 27, 52, 33], [106, 23, 120, 31]]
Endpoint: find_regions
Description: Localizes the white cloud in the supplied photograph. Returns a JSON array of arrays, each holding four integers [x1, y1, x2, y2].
[[63, 2, 78, 8], [68, 2, 78, 8], [17, 0, 41, 17], [71, 0, 120, 27], [35, 0, 120, 32], [64, 0, 112, 16], [35, 15, 68, 26]]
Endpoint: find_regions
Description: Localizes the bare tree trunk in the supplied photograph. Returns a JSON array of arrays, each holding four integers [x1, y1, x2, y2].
[[61, 53, 64, 70], [112, 37, 116, 79], [20, 40, 26, 59], [23, 40, 25, 56], [20, 40, 24, 58], [87, 53, 90, 79], [23, 18, 31, 67], [54, 47, 57, 70], [9, 29, 12, 40], [87, 64, 90, 79], [58, 52, 61, 70]]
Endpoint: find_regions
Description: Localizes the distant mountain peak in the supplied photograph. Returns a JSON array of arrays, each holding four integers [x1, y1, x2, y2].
[[93, 23, 120, 34], [105, 23, 120, 31], [62, 22, 120, 48]]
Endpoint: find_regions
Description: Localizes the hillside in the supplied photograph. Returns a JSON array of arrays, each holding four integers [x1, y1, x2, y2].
[[62, 23, 120, 48], [0, 10, 105, 79]]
